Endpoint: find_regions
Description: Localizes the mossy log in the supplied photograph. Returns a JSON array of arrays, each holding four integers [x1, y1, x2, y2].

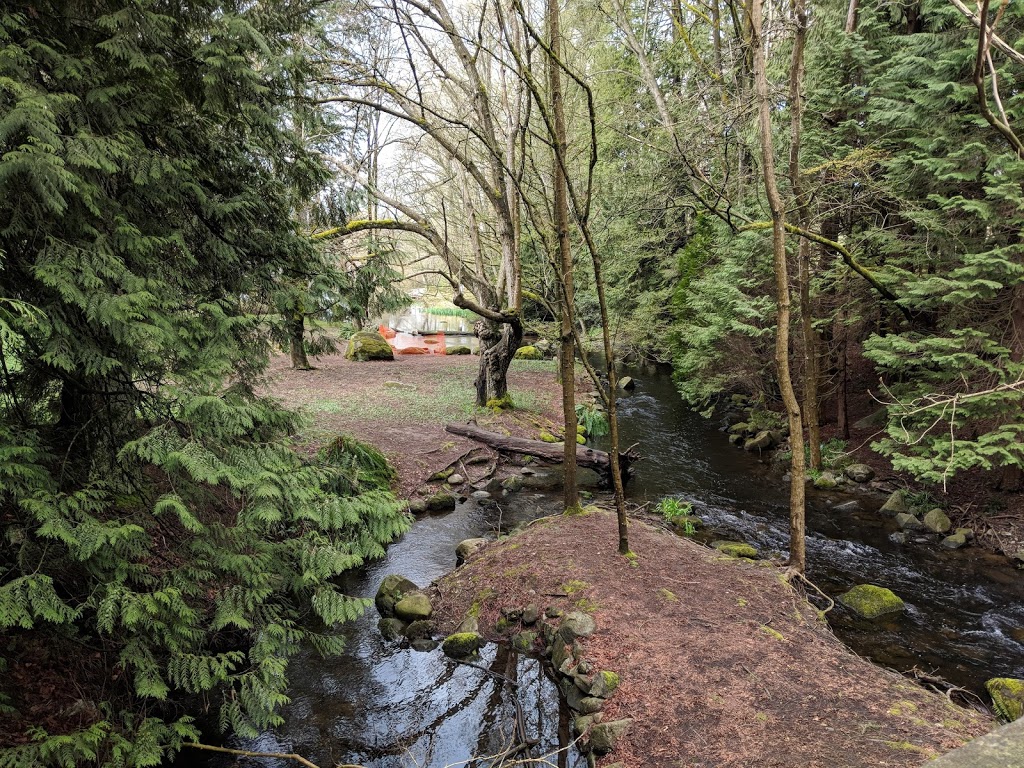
[[444, 422, 637, 486]]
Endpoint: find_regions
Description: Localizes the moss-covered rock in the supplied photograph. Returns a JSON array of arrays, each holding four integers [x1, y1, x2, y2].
[[714, 540, 759, 559], [539, 430, 559, 443], [744, 431, 775, 452], [345, 330, 394, 361], [880, 490, 909, 517], [941, 532, 969, 550], [426, 492, 456, 512], [923, 508, 952, 534], [446, 345, 472, 355], [590, 719, 633, 754], [501, 475, 524, 492], [375, 574, 419, 617], [896, 512, 925, 531], [813, 471, 839, 490], [838, 584, 905, 619], [394, 592, 433, 621], [514, 345, 543, 360], [456, 537, 488, 565], [378, 617, 406, 641], [986, 677, 1024, 722], [403, 619, 435, 641], [618, 376, 636, 391], [442, 631, 483, 658], [558, 611, 597, 641], [511, 631, 538, 652]]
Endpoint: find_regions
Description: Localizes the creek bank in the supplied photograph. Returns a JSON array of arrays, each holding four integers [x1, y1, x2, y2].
[[423, 507, 992, 767]]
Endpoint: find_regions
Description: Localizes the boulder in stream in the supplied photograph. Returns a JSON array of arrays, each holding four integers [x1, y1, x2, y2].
[[986, 677, 1024, 722], [838, 584, 905, 619], [441, 631, 483, 658], [375, 574, 419, 617], [394, 592, 433, 621], [941, 532, 969, 550], [813, 471, 840, 490], [426, 491, 457, 512], [896, 512, 925, 531]]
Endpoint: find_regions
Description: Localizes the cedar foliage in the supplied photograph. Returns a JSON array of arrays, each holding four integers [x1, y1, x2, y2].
[[0, 1, 409, 764]]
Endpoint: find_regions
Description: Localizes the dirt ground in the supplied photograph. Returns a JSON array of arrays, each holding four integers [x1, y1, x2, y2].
[[263, 352, 568, 498], [431, 509, 993, 768]]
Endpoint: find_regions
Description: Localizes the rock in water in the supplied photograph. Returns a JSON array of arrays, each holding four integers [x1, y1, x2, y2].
[[941, 532, 968, 550], [345, 330, 394, 361], [394, 592, 433, 621], [838, 584, 905, 619], [441, 632, 483, 659], [375, 574, 419, 617]]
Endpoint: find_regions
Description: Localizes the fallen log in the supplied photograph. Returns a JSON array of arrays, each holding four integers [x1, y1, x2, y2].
[[444, 422, 638, 486]]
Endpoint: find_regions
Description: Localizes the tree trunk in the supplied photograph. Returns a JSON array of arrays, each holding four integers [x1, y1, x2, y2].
[[752, 0, 806, 576], [444, 423, 636, 486], [473, 317, 523, 406], [289, 312, 312, 370], [548, 0, 579, 510], [836, 306, 850, 439]]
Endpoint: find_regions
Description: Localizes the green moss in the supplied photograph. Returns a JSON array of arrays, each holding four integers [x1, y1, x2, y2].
[[838, 584, 905, 619], [486, 394, 515, 411], [986, 677, 1024, 721], [659, 588, 678, 602], [345, 330, 394, 361], [887, 700, 918, 717], [539, 430, 559, 443], [561, 579, 589, 594], [600, 670, 620, 694], [513, 345, 543, 360], [883, 741, 934, 757], [760, 625, 786, 642], [714, 541, 759, 559], [441, 632, 483, 658]]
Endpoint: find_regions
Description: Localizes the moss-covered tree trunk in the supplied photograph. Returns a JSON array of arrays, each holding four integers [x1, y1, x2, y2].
[[474, 317, 523, 406]]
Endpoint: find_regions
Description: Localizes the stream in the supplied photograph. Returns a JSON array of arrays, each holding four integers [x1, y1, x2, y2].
[[197, 364, 1024, 767]]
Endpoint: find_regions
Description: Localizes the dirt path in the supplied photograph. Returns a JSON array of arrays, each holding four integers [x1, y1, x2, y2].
[[263, 353, 567, 498], [431, 508, 993, 767]]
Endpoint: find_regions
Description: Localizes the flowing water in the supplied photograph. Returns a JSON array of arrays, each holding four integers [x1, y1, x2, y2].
[[608, 364, 1024, 696], [196, 363, 1024, 766]]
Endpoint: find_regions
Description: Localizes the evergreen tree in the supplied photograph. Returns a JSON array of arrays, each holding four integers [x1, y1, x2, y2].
[[0, 2, 409, 764]]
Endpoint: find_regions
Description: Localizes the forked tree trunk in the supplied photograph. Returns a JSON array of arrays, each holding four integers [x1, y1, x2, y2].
[[752, 0, 806, 576], [474, 318, 523, 406]]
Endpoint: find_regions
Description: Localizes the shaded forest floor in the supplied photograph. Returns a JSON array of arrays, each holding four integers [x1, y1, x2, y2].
[[431, 508, 993, 767]]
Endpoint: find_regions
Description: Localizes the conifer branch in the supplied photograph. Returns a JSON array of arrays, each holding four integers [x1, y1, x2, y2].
[[947, 0, 1024, 67], [739, 221, 914, 322]]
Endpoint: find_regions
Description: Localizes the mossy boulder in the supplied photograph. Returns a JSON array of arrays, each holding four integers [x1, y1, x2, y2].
[[558, 611, 597, 641], [514, 345, 543, 360], [838, 584, 905, 619], [441, 631, 483, 659], [618, 376, 636, 391], [986, 677, 1024, 722], [896, 512, 925, 531], [879, 491, 909, 517], [714, 540, 759, 559], [378, 617, 406, 641], [501, 475, 524, 492], [941, 532, 969, 550], [813, 471, 839, 490], [743, 431, 775, 452], [922, 508, 952, 534], [511, 631, 538, 652], [394, 592, 433, 621], [426, 492, 457, 512], [446, 345, 472, 355], [590, 718, 633, 754], [455, 537, 488, 565], [729, 422, 752, 435], [539, 430, 559, 443], [345, 330, 394, 361], [375, 574, 419, 617]]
